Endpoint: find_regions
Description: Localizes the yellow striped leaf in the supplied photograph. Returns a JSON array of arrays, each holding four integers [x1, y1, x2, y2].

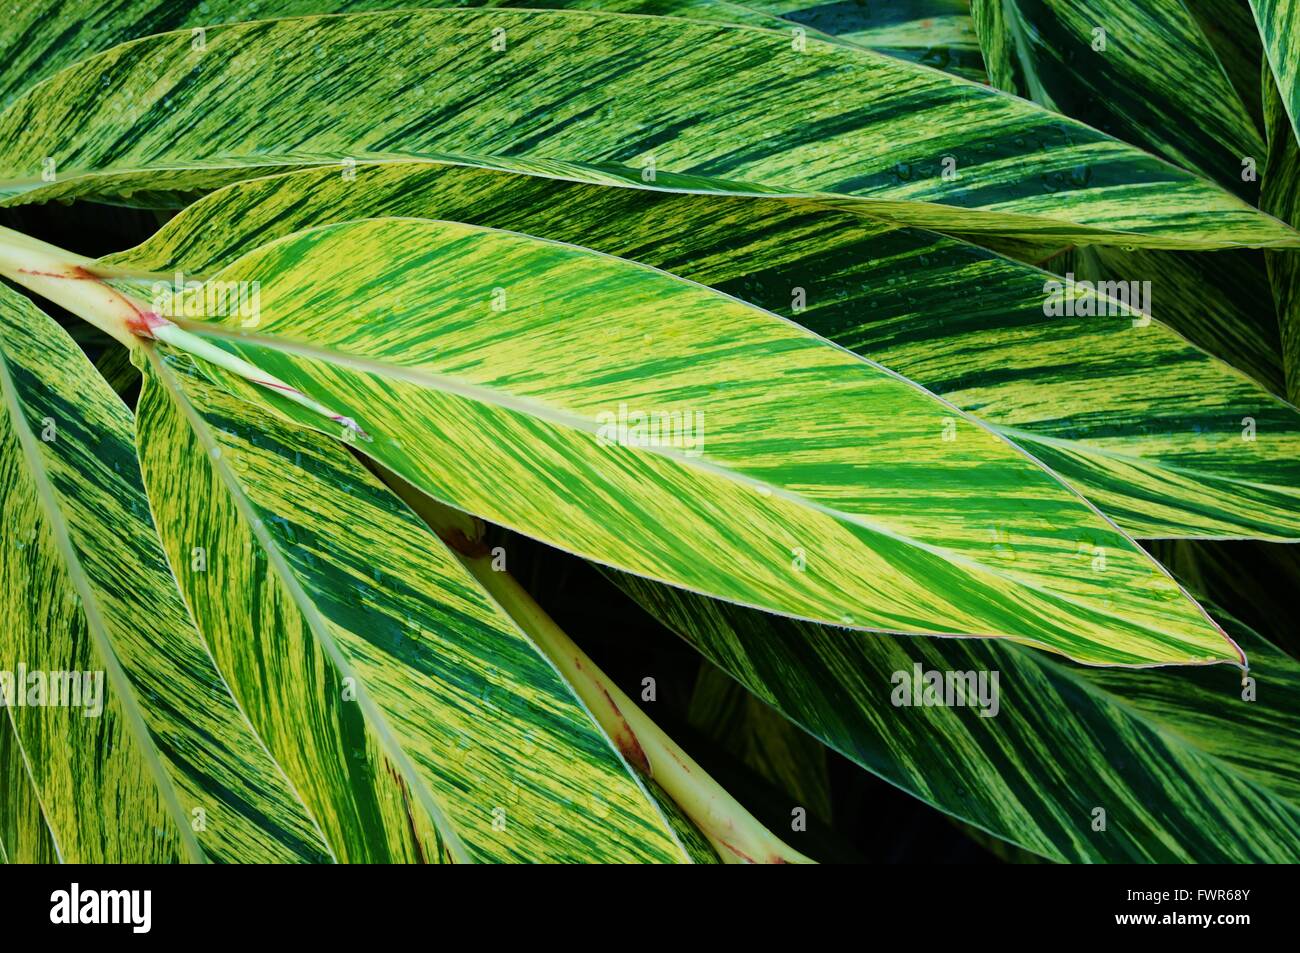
[[0, 284, 332, 863], [609, 569, 1300, 863], [125, 214, 1245, 667], [0, 707, 58, 863], [1253, 0, 1300, 146], [134, 347, 696, 863], [0, 0, 793, 109], [972, 0, 1263, 196], [101, 160, 1300, 539], [0, 10, 1296, 247]]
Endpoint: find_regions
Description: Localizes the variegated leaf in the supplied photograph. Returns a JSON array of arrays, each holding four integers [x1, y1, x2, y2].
[[102, 160, 1300, 539], [972, 0, 1263, 196], [0, 283, 331, 863], [609, 569, 1300, 863], [0, 0, 798, 107], [0, 10, 1296, 247], [111, 214, 1243, 667], [134, 347, 698, 863], [1252, 0, 1300, 146]]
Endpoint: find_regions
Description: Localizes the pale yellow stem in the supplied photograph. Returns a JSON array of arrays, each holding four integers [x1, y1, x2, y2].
[[0, 225, 366, 438], [0, 225, 142, 348]]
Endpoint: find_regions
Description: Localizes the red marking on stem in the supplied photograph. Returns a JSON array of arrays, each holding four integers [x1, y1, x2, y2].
[[436, 529, 490, 558], [255, 378, 303, 396], [26, 261, 161, 339], [716, 839, 759, 863], [125, 310, 167, 337], [575, 657, 651, 773]]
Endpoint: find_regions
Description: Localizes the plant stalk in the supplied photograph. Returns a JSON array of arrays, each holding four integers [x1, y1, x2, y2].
[[0, 224, 143, 348], [379, 467, 814, 865], [0, 225, 366, 438]]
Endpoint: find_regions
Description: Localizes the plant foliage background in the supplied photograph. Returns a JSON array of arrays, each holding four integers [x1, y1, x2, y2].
[[0, 0, 1298, 864]]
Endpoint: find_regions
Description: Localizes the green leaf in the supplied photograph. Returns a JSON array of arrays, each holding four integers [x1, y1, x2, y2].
[[608, 569, 1300, 863], [134, 347, 696, 863], [122, 214, 1245, 667], [0, 284, 331, 863], [0, 0, 795, 108], [1186, 0, 1267, 135], [0, 10, 1295, 248], [102, 160, 1300, 540], [971, 0, 1264, 197], [1263, 66, 1300, 404], [737, 0, 988, 79], [1048, 242, 1284, 394], [1252, 0, 1300, 147], [0, 708, 58, 863]]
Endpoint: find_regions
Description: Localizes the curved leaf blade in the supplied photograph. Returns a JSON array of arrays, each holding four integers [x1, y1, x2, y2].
[[0, 284, 331, 863], [0, 10, 1295, 247], [1253, 0, 1300, 147], [102, 160, 1300, 540], [972, 0, 1262, 197], [135, 348, 695, 863], [609, 569, 1300, 863], [0, 0, 796, 108], [139, 215, 1244, 667]]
